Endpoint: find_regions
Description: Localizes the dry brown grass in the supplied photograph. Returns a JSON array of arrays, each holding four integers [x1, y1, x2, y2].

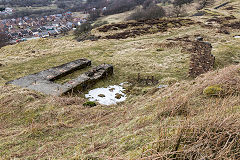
[[1, 63, 239, 159], [136, 64, 240, 159], [0, 1, 240, 158]]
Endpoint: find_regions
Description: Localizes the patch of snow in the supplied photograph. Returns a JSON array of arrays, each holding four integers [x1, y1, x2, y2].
[[85, 83, 127, 105]]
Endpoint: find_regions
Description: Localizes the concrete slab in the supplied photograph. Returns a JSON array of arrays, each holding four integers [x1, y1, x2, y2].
[[6, 58, 113, 96]]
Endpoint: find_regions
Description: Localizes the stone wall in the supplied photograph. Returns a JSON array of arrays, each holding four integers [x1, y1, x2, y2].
[[189, 41, 215, 78]]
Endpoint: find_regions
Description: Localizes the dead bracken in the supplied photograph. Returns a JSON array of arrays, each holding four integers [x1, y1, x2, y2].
[[97, 18, 195, 39]]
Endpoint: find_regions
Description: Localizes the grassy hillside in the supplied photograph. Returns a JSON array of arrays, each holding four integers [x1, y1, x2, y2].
[[0, 1, 240, 159]]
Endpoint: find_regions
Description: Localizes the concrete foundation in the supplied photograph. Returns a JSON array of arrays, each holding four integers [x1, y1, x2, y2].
[[6, 59, 113, 96]]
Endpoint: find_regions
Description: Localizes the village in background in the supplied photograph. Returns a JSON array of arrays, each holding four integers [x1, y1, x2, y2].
[[0, 7, 90, 44]]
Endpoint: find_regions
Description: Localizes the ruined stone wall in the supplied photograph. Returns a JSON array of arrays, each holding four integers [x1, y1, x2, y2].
[[189, 41, 215, 78]]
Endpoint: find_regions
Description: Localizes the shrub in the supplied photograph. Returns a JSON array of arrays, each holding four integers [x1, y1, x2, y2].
[[89, 9, 101, 21], [128, 4, 166, 20], [197, 0, 215, 10], [173, 0, 194, 7], [74, 23, 92, 36], [170, 0, 193, 17], [172, 5, 186, 17], [103, 0, 138, 15], [74, 22, 100, 42], [142, 0, 153, 9], [203, 85, 223, 96]]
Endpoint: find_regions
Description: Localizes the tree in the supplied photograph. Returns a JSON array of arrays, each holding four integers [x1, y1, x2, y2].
[[86, 0, 106, 8], [172, 0, 193, 17], [197, 0, 215, 10], [103, 0, 138, 15], [128, 4, 165, 20], [57, 2, 67, 9], [135, 0, 146, 5], [143, 0, 154, 9], [172, 5, 185, 17], [0, 32, 9, 48], [89, 9, 101, 21], [173, 0, 193, 7], [74, 23, 92, 36]]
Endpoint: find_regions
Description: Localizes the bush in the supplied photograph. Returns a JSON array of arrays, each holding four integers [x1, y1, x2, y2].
[[142, 0, 153, 9], [203, 85, 223, 96], [89, 9, 101, 21], [173, 0, 194, 7], [74, 22, 101, 42], [197, 0, 215, 10], [103, 0, 138, 15], [74, 23, 92, 36], [128, 4, 166, 20]]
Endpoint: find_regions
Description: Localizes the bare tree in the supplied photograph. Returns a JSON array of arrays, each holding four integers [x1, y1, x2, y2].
[[172, 0, 193, 17], [128, 3, 165, 20], [173, 0, 194, 7]]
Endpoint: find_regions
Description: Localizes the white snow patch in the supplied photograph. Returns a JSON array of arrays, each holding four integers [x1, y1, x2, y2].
[[85, 83, 127, 105]]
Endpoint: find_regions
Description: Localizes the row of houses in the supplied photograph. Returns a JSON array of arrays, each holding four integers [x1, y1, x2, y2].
[[8, 25, 73, 40], [0, 12, 77, 32], [0, 7, 14, 15], [0, 11, 88, 43]]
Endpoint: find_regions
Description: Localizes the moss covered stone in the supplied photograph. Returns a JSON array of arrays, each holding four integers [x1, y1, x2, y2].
[[203, 85, 223, 96]]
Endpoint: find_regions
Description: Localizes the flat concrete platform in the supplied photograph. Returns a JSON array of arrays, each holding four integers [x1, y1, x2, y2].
[[6, 59, 113, 96]]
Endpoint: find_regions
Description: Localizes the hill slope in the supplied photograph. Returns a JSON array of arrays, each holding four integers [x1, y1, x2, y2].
[[0, 0, 240, 159]]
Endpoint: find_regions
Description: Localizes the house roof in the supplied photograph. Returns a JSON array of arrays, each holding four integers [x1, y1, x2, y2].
[[48, 30, 58, 35], [11, 32, 19, 37], [31, 29, 38, 32], [42, 32, 49, 36], [20, 30, 28, 34]]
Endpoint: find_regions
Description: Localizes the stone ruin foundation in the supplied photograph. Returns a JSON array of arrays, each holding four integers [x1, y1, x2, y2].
[[189, 41, 215, 78], [6, 59, 113, 96]]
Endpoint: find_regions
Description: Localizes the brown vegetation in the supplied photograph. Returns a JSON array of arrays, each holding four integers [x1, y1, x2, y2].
[[223, 21, 240, 30], [1, 64, 240, 159], [142, 64, 240, 159], [1, 0, 240, 158], [97, 18, 195, 39]]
